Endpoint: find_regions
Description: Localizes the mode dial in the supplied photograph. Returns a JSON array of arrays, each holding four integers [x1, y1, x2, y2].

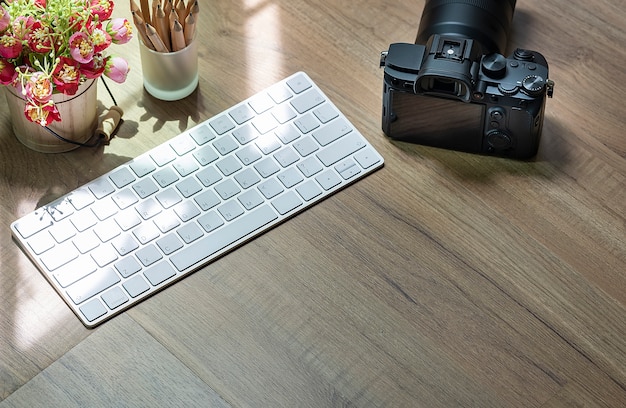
[[521, 75, 546, 97], [482, 53, 507, 79]]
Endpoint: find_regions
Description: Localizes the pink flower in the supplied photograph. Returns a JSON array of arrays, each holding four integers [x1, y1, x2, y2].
[[0, 34, 22, 59], [52, 56, 81, 95], [11, 16, 35, 40], [25, 72, 53, 103], [104, 56, 129, 83], [69, 31, 94, 64], [90, 0, 114, 21], [24, 101, 61, 126], [106, 18, 133, 44], [0, 57, 17, 85], [0, 5, 10, 33]]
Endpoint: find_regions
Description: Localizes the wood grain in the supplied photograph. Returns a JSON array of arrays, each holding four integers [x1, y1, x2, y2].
[[0, 0, 624, 406]]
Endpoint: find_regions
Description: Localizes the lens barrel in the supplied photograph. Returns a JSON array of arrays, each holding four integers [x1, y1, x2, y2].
[[415, 0, 516, 55]]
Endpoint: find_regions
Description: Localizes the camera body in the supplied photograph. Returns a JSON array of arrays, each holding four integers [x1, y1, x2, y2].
[[380, 1, 554, 159]]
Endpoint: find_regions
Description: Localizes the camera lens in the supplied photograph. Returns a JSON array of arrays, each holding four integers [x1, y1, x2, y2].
[[416, 0, 516, 55]]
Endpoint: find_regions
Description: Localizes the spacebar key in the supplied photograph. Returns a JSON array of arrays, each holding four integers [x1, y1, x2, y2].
[[170, 204, 278, 272]]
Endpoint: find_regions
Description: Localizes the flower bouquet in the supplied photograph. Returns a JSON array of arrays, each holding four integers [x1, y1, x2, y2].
[[0, 0, 132, 127]]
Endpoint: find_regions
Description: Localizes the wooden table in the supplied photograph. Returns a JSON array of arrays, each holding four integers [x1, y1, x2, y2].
[[1, 0, 624, 406]]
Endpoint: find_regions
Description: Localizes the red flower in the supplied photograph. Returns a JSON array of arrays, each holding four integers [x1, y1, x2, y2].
[[28, 20, 55, 54], [0, 34, 22, 59], [52, 57, 81, 95], [0, 57, 17, 84], [79, 52, 106, 79], [90, 23, 112, 53], [24, 101, 61, 126], [90, 0, 114, 21]]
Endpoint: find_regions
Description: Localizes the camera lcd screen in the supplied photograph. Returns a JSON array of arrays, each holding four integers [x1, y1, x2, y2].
[[387, 90, 485, 152]]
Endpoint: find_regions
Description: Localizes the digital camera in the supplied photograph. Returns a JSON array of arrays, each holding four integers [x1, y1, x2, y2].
[[380, 0, 554, 159]]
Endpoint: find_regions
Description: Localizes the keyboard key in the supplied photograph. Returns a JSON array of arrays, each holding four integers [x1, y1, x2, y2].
[[177, 222, 204, 244], [194, 190, 221, 211], [197, 211, 224, 233], [170, 134, 196, 156], [296, 180, 323, 202], [293, 136, 319, 157], [235, 168, 261, 189], [272, 191, 303, 215], [174, 201, 201, 222], [170, 204, 278, 272], [13, 210, 53, 239], [354, 147, 382, 169], [91, 244, 119, 267], [40, 241, 79, 271], [209, 115, 236, 135], [133, 178, 159, 199], [29, 231, 55, 255], [101, 286, 129, 310], [213, 134, 239, 155], [66, 267, 120, 305], [109, 167, 137, 188], [189, 124, 216, 145], [176, 177, 203, 198], [79, 298, 108, 322], [136, 244, 163, 267], [278, 168, 304, 188], [315, 169, 342, 191], [274, 146, 300, 167], [156, 233, 184, 255], [153, 167, 180, 187], [196, 167, 223, 187], [133, 222, 160, 245], [193, 145, 220, 166], [144, 261, 177, 286], [291, 89, 324, 113], [67, 188, 95, 211], [254, 157, 281, 178], [135, 197, 162, 220], [123, 274, 150, 297], [238, 189, 264, 210], [89, 178, 116, 199], [217, 201, 244, 221], [232, 123, 259, 144], [115, 257, 142, 278], [258, 178, 284, 199], [297, 156, 324, 178], [53, 256, 98, 287], [312, 118, 352, 146], [313, 104, 339, 123], [316, 132, 366, 166], [111, 234, 139, 256], [294, 113, 320, 134], [129, 157, 157, 178], [286, 73, 312, 93], [230, 103, 256, 124], [173, 156, 199, 177], [216, 156, 243, 176], [214, 179, 241, 200]]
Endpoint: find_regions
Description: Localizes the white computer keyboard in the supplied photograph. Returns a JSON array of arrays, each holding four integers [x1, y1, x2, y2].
[[11, 72, 384, 328]]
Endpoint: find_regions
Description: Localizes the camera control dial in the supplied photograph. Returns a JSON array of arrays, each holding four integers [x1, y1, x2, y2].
[[486, 130, 512, 151], [521, 75, 546, 97], [482, 53, 507, 79], [498, 83, 519, 96]]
